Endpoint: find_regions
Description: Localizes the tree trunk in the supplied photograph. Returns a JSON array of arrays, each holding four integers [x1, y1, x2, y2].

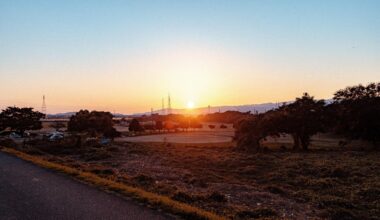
[[292, 134, 300, 150], [300, 136, 310, 151]]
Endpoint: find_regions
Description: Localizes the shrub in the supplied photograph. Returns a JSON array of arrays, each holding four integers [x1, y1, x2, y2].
[[0, 138, 17, 148]]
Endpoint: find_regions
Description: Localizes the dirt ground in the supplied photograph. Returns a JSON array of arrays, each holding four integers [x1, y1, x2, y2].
[[7, 135, 380, 219], [115, 131, 234, 143]]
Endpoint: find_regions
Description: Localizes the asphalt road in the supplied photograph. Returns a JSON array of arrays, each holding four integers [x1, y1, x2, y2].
[[0, 152, 173, 220]]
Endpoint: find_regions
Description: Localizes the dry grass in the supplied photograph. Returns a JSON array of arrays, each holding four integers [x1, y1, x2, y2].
[[3, 133, 379, 219], [0, 147, 225, 220]]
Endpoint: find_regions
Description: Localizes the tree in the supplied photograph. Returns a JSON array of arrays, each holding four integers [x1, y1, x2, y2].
[[279, 93, 326, 150], [179, 120, 189, 131], [189, 118, 202, 129], [235, 93, 326, 151], [235, 111, 282, 150], [129, 119, 144, 132], [68, 110, 115, 136], [0, 117, 5, 131], [155, 121, 163, 132], [67, 110, 91, 132], [103, 127, 121, 140], [0, 107, 44, 136], [332, 82, 380, 147]]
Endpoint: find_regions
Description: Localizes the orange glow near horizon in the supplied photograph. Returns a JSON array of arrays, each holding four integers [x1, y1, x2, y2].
[[1, 42, 378, 114], [1, 1, 380, 114]]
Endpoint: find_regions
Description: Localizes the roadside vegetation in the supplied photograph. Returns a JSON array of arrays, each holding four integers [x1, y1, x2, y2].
[[0, 82, 379, 219]]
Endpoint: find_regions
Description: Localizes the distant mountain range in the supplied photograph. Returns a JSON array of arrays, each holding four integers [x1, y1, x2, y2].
[[48, 99, 332, 118], [47, 102, 287, 118], [138, 102, 288, 116]]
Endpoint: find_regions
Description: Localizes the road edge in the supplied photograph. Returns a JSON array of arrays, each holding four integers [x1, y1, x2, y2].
[[1, 147, 225, 220]]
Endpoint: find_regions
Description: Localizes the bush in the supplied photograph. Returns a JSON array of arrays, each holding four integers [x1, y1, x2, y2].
[[0, 138, 17, 148]]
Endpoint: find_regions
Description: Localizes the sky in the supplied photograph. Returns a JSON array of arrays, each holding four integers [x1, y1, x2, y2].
[[0, 0, 379, 114]]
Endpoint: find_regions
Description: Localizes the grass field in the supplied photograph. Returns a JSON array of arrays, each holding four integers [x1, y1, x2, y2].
[[2, 134, 379, 219], [115, 131, 234, 144]]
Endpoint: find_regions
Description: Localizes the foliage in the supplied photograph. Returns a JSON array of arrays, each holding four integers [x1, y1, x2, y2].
[[129, 118, 144, 132], [235, 93, 326, 150], [235, 111, 283, 150], [68, 110, 115, 137], [155, 120, 163, 131], [278, 93, 326, 150], [197, 111, 252, 124], [103, 127, 121, 140], [0, 107, 44, 135], [332, 82, 380, 147]]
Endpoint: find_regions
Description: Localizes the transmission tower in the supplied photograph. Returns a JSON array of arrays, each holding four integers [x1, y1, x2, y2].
[[162, 98, 165, 115], [41, 95, 47, 118], [167, 94, 172, 115]]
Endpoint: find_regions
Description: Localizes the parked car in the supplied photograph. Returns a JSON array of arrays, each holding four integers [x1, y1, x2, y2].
[[99, 138, 111, 145], [48, 131, 64, 141], [9, 132, 22, 139]]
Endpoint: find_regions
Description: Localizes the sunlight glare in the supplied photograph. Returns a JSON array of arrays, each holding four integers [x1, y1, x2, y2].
[[187, 101, 195, 109]]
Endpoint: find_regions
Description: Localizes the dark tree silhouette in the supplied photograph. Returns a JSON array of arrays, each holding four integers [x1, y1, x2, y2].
[[235, 111, 282, 150], [103, 127, 121, 140], [197, 111, 251, 123], [333, 82, 380, 147], [155, 121, 163, 132], [0, 117, 5, 131], [68, 110, 115, 136], [190, 119, 202, 129], [0, 107, 44, 136], [129, 118, 144, 132], [279, 93, 326, 150], [179, 120, 189, 131], [235, 93, 326, 151]]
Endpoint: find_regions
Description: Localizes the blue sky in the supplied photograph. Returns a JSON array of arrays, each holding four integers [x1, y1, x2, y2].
[[0, 0, 379, 113]]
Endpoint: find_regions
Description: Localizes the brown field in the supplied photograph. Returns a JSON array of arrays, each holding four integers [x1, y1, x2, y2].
[[115, 131, 234, 143], [3, 134, 379, 219]]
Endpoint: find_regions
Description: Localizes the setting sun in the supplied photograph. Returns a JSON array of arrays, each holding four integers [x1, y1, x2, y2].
[[187, 101, 195, 109]]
